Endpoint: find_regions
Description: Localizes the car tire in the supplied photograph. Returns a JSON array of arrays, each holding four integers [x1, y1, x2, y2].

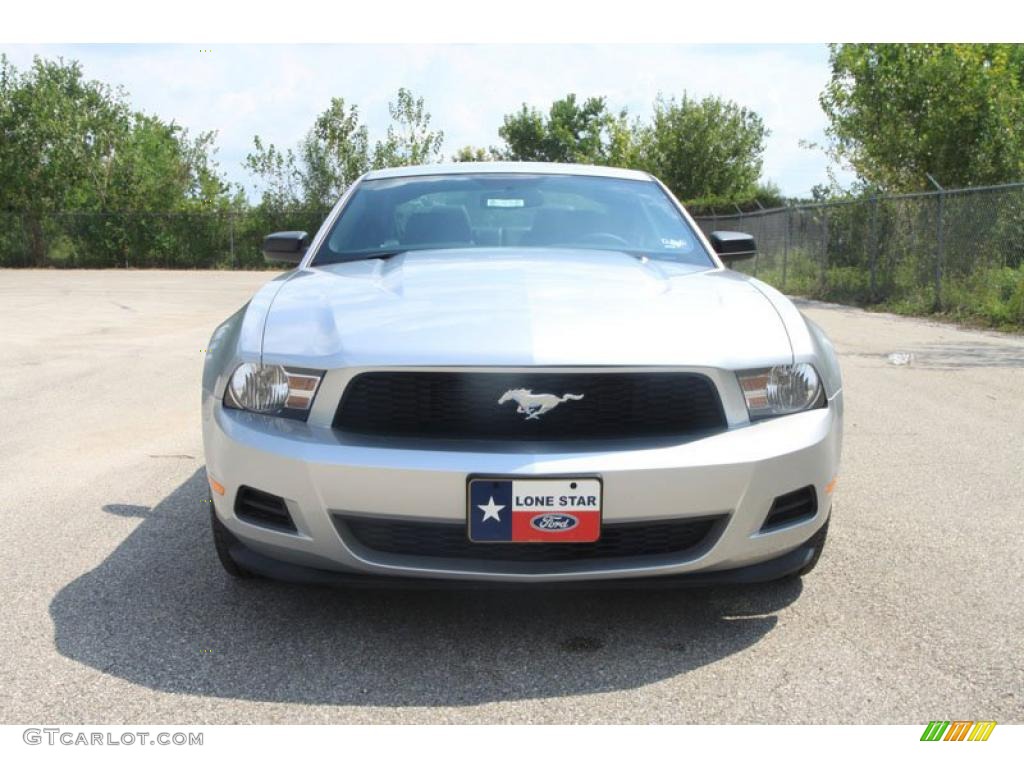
[[794, 518, 830, 577], [211, 507, 257, 579]]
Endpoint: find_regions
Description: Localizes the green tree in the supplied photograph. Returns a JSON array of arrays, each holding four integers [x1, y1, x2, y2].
[[0, 55, 232, 266], [752, 180, 785, 209], [303, 98, 372, 209], [102, 115, 228, 212], [245, 97, 371, 212], [245, 89, 442, 212], [243, 137, 303, 210], [497, 94, 638, 165], [373, 87, 445, 168], [635, 94, 768, 202], [0, 55, 128, 263], [452, 145, 498, 162], [820, 44, 1024, 191]]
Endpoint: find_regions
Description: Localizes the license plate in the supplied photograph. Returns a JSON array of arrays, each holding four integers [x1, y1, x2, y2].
[[467, 477, 602, 543]]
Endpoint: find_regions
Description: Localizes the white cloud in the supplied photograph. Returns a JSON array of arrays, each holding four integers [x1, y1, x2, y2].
[[1, 43, 855, 200]]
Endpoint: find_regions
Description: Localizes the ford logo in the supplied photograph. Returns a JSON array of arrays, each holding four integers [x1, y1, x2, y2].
[[530, 513, 579, 531]]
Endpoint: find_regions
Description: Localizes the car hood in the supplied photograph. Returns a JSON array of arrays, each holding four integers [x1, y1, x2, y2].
[[259, 249, 793, 369]]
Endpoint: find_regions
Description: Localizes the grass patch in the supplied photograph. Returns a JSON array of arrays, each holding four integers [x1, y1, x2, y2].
[[743, 250, 1024, 331]]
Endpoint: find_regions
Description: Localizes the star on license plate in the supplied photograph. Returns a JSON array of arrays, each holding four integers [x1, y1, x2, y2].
[[467, 477, 602, 543]]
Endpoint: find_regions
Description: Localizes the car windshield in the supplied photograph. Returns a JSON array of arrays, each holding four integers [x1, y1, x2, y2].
[[312, 173, 715, 267]]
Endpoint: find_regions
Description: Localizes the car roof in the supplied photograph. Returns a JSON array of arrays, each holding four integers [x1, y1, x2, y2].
[[363, 161, 654, 182]]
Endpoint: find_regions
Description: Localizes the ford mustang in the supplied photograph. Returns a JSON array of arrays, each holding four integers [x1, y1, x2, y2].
[[201, 162, 843, 587]]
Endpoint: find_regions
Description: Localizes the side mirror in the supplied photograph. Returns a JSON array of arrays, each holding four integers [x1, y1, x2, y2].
[[710, 231, 757, 264], [263, 231, 309, 265]]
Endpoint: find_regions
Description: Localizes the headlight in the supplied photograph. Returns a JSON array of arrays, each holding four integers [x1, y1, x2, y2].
[[737, 363, 822, 420], [224, 363, 323, 419]]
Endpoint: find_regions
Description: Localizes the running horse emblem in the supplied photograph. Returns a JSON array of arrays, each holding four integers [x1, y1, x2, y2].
[[498, 389, 585, 420]]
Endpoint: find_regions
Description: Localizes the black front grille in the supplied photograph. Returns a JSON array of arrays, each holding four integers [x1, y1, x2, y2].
[[235, 486, 296, 533], [336, 515, 722, 562], [761, 486, 818, 531], [332, 371, 726, 441]]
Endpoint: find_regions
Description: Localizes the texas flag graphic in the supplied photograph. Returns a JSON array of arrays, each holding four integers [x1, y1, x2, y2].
[[468, 478, 601, 542]]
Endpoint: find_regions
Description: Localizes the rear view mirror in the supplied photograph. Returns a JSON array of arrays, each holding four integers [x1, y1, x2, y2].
[[263, 231, 309, 264], [710, 231, 757, 264]]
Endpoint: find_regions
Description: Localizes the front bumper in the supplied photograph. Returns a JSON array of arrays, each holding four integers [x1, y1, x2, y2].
[[223, 522, 828, 589], [202, 392, 842, 584]]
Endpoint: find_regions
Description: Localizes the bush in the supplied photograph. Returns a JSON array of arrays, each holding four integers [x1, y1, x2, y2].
[[942, 266, 1024, 328]]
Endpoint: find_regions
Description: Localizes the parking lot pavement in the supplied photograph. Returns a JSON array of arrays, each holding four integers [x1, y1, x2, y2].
[[0, 269, 1021, 723]]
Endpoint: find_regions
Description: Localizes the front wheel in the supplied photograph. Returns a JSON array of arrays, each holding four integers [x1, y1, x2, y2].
[[210, 507, 257, 579]]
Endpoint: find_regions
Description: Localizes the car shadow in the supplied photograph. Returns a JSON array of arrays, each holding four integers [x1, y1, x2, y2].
[[51, 468, 802, 707]]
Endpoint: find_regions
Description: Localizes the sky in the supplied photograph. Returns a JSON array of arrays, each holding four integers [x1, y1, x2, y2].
[[0, 44, 855, 200]]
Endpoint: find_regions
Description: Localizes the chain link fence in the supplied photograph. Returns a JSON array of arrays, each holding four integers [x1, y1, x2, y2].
[[0, 209, 330, 270], [3, 181, 1023, 325], [693, 182, 1024, 325]]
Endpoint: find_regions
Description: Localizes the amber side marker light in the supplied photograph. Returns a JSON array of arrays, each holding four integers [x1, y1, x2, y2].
[[209, 478, 225, 496], [284, 371, 321, 409], [825, 477, 838, 495]]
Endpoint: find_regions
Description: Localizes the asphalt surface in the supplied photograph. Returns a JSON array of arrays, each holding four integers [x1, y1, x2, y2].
[[0, 269, 1021, 724]]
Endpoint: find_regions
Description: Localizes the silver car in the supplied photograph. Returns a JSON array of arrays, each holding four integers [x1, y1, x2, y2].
[[202, 162, 843, 588]]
